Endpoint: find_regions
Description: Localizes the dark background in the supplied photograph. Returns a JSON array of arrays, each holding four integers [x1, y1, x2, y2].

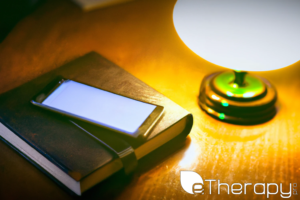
[[0, 0, 45, 42]]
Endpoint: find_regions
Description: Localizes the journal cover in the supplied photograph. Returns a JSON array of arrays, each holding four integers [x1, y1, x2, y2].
[[0, 52, 193, 194]]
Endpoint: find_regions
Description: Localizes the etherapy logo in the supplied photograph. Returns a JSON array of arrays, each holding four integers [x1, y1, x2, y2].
[[181, 171, 204, 194], [180, 171, 298, 198]]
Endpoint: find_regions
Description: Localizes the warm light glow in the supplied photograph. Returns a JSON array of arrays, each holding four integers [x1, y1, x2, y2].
[[211, 94, 220, 100], [207, 108, 214, 113], [178, 141, 200, 169], [173, 0, 300, 71]]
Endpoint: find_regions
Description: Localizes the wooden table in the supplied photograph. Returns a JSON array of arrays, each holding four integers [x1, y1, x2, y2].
[[1, 0, 299, 199]]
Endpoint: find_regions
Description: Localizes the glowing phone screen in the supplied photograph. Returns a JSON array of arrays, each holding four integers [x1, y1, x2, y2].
[[42, 80, 156, 134]]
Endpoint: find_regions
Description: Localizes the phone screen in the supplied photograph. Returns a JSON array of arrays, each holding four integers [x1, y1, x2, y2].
[[41, 80, 157, 134]]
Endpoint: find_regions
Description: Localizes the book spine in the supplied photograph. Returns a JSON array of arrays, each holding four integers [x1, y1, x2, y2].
[[0, 135, 78, 196]]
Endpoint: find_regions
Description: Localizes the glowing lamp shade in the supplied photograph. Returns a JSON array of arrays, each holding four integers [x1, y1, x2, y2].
[[173, 0, 300, 124], [173, 0, 300, 71]]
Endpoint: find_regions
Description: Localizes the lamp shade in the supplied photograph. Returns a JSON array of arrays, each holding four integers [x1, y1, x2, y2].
[[173, 0, 300, 71]]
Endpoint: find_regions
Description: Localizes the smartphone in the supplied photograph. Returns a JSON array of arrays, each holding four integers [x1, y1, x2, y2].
[[31, 77, 164, 140]]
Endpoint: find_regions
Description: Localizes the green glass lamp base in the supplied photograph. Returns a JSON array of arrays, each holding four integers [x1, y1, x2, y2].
[[199, 71, 277, 125]]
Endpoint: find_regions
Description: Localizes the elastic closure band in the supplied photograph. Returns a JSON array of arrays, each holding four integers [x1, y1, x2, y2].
[[70, 120, 138, 174]]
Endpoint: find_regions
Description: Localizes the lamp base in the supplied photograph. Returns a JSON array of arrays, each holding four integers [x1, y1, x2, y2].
[[199, 71, 277, 125]]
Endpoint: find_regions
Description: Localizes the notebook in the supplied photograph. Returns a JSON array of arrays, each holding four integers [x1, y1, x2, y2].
[[0, 52, 193, 195]]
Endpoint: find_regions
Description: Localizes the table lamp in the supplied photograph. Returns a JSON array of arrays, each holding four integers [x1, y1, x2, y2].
[[173, 0, 300, 124]]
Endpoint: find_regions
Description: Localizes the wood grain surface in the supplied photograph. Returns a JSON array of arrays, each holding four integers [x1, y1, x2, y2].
[[0, 0, 300, 199]]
